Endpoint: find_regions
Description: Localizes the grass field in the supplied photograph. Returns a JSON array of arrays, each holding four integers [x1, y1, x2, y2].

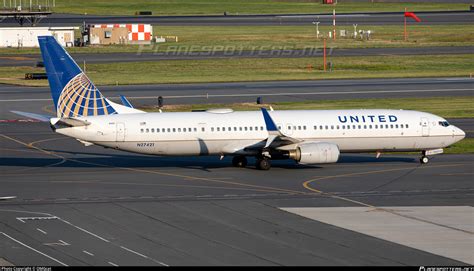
[[52, 0, 469, 16], [142, 96, 474, 119], [1, 24, 472, 55], [2, 54, 472, 87]]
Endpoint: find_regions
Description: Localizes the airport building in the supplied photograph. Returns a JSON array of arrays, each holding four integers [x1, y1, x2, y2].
[[0, 27, 77, 47], [86, 24, 153, 45]]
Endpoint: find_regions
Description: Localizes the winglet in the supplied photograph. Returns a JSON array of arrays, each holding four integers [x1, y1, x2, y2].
[[120, 95, 134, 108], [261, 108, 278, 132]]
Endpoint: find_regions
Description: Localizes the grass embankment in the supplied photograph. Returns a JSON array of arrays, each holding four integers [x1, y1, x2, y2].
[[141, 96, 474, 154], [52, 0, 469, 16], [1, 24, 473, 55], [143, 96, 474, 119], [2, 54, 472, 87]]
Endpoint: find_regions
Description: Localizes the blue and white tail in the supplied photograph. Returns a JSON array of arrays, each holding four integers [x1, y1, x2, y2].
[[38, 36, 142, 118]]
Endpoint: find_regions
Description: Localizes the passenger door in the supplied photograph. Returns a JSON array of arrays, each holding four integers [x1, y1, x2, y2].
[[421, 117, 429, 137], [116, 123, 125, 141]]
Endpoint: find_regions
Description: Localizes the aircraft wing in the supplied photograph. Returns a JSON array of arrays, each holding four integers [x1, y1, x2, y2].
[[260, 107, 301, 149]]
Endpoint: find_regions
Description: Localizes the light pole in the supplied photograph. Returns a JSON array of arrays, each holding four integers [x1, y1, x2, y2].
[[312, 20, 320, 39]]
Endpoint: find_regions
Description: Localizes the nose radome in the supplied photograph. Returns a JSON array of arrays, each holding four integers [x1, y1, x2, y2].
[[455, 126, 466, 139]]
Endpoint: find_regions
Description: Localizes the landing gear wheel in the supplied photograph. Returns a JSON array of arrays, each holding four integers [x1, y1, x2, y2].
[[420, 156, 429, 164], [256, 157, 271, 170], [232, 156, 247, 167]]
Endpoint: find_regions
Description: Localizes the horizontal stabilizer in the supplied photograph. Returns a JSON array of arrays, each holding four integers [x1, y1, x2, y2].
[[10, 111, 52, 122], [51, 117, 90, 127]]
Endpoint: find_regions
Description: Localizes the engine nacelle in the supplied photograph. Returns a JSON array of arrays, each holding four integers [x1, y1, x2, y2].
[[288, 142, 340, 164]]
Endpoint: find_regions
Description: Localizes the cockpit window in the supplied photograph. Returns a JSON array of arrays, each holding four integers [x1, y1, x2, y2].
[[439, 121, 450, 127]]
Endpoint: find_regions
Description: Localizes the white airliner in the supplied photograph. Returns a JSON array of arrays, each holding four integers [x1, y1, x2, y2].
[[14, 36, 465, 170]]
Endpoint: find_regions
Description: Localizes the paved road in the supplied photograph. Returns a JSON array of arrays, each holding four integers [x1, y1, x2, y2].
[[1, 11, 473, 27], [1, 46, 472, 67], [0, 122, 472, 266]]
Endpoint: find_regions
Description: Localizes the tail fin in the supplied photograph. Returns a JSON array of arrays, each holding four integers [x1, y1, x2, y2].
[[38, 36, 143, 117]]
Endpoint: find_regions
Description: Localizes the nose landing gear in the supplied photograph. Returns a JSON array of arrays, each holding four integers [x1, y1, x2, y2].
[[420, 155, 429, 164]]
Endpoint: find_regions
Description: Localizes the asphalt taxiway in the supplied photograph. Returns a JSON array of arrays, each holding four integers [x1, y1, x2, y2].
[[0, 77, 473, 120], [0, 122, 473, 266], [1, 11, 473, 27], [0, 76, 473, 266], [1, 46, 473, 67]]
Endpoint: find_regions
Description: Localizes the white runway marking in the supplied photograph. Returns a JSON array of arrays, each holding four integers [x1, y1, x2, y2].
[[0, 232, 68, 266], [36, 228, 47, 235], [282, 206, 474, 264], [108, 261, 119, 266], [82, 250, 94, 256], [120, 246, 169, 266]]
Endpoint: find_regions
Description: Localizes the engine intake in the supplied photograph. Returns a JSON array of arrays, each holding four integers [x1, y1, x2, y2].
[[288, 142, 340, 164]]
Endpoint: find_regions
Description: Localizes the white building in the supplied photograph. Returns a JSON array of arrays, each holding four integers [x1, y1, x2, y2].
[[0, 27, 78, 48]]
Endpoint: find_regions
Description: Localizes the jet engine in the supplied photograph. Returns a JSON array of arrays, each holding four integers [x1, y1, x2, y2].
[[287, 142, 340, 164]]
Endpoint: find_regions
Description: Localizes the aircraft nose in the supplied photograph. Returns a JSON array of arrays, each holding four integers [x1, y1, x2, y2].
[[454, 126, 465, 140]]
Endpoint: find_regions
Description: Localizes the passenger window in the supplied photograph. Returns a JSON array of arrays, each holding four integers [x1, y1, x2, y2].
[[245, 127, 248, 131], [406, 124, 409, 128], [173, 128, 176, 132], [234, 127, 237, 131], [303, 126, 306, 130], [278, 126, 281, 130], [146, 128, 149, 133], [369, 125, 372, 129], [375, 125, 378, 129], [183, 128, 186, 132], [239, 127, 243, 131], [331, 125, 334, 130], [288, 126, 291, 130], [217, 127, 220, 132], [151, 128, 154, 133], [390, 125, 394, 129], [342, 125, 345, 130], [325, 125, 328, 130], [395, 124, 399, 128], [140, 129, 144, 133], [314, 126, 317, 130], [336, 125, 340, 130], [178, 128, 181, 132], [250, 127, 253, 131], [298, 126, 301, 130], [319, 125, 323, 130], [211, 127, 214, 132], [193, 128, 197, 132], [255, 126, 258, 131], [167, 128, 171, 132], [385, 124, 389, 129]]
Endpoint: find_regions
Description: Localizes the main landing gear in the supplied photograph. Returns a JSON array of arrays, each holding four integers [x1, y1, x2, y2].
[[232, 156, 248, 167], [232, 156, 272, 170], [256, 157, 271, 170]]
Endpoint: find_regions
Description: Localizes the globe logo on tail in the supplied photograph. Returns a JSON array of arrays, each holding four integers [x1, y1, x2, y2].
[[57, 73, 117, 118]]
